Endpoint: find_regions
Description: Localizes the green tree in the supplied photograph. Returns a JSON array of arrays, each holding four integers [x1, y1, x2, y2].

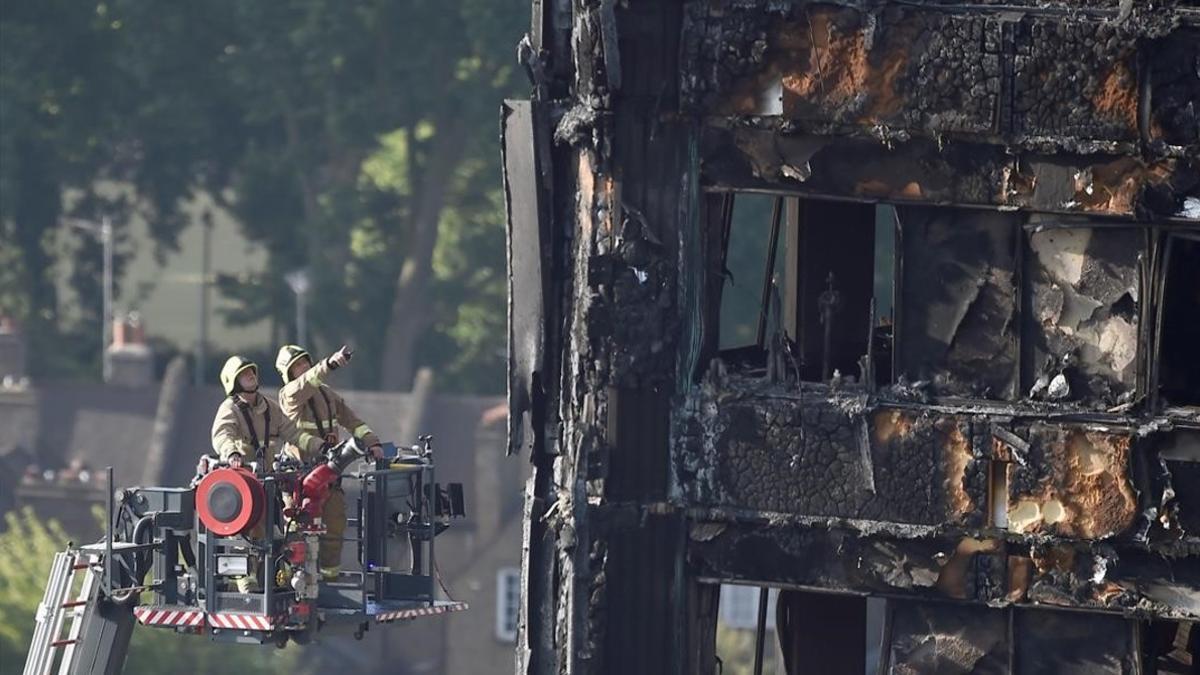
[[0, 0, 245, 378], [0, 508, 304, 675], [1, 1, 524, 394], [210, 0, 522, 393], [715, 623, 778, 675]]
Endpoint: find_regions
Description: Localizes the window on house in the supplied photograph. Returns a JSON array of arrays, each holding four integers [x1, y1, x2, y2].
[[495, 567, 520, 642], [1157, 233, 1200, 408]]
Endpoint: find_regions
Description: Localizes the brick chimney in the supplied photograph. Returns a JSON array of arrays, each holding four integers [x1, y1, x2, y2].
[[112, 316, 145, 347], [107, 313, 154, 386]]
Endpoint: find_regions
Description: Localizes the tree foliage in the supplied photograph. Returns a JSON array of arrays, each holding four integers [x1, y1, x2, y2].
[[715, 624, 779, 675], [0, 0, 524, 393], [0, 507, 305, 675]]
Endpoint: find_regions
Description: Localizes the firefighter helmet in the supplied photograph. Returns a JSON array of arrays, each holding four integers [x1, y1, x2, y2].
[[220, 356, 258, 396], [275, 345, 311, 383]]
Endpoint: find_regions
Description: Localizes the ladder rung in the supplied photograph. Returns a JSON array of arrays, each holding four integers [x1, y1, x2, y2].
[[50, 639, 79, 648], [60, 600, 89, 608], [72, 563, 90, 570]]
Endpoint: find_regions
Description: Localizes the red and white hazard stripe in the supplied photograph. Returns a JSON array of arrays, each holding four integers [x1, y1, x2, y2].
[[207, 612, 275, 631], [134, 606, 206, 628], [375, 601, 468, 623]]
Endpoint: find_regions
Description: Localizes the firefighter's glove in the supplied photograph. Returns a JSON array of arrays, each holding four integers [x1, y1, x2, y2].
[[195, 454, 215, 476], [328, 345, 353, 369], [275, 453, 303, 472], [228, 453, 244, 469]]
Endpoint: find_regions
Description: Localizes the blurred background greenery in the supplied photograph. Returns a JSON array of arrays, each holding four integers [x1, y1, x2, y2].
[[0, 508, 311, 675], [1, 0, 526, 394]]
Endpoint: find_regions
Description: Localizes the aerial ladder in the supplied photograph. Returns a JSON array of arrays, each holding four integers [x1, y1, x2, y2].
[[23, 436, 466, 675]]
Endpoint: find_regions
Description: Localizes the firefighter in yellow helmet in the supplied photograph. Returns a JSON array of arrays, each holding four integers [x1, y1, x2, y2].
[[275, 344, 383, 581], [212, 355, 324, 592]]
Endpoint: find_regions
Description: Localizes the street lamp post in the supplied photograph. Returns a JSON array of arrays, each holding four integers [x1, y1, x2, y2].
[[195, 216, 212, 386], [284, 269, 310, 346], [65, 216, 114, 381], [102, 217, 112, 382]]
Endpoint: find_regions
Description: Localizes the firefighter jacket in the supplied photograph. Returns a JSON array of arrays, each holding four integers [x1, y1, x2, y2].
[[278, 357, 381, 463], [211, 393, 322, 468]]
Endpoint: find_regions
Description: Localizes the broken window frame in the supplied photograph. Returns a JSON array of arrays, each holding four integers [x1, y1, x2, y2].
[[705, 192, 1184, 415], [878, 602, 1167, 673], [714, 192, 786, 355], [1150, 228, 1200, 411], [717, 584, 777, 630], [1020, 222, 1150, 410], [890, 211, 1149, 406], [708, 190, 898, 387], [892, 206, 1022, 400]]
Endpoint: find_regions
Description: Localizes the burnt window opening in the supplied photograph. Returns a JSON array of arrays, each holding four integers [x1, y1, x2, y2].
[[774, 590, 884, 675], [790, 200, 883, 384], [718, 194, 785, 352], [713, 195, 895, 385], [713, 584, 781, 674], [1142, 619, 1198, 673], [1156, 430, 1200, 536], [1156, 234, 1200, 408], [896, 208, 1020, 399], [1023, 226, 1142, 408], [872, 206, 897, 385], [758, 596, 1187, 675]]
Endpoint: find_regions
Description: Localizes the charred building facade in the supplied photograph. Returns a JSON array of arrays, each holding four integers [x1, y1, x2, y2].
[[504, 1, 1200, 673]]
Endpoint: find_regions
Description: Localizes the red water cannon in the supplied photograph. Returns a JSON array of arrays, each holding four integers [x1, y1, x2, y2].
[[195, 468, 266, 536], [299, 439, 369, 520]]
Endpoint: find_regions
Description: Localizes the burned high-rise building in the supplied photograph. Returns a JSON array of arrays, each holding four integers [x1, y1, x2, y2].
[[503, 1, 1200, 672]]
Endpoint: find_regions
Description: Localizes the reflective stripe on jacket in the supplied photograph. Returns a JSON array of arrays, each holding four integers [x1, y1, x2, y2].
[[211, 393, 322, 467], [278, 357, 380, 462]]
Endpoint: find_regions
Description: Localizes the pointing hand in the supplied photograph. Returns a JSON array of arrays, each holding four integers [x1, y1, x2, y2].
[[330, 345, 354, 369]]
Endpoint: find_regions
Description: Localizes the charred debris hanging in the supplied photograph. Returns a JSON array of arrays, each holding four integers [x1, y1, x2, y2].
[[505, 1, 1200, 673]]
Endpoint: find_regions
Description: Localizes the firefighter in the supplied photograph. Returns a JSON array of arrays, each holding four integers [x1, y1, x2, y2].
[[212, 355, 324, 592], [275, 344, 383, 581]]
